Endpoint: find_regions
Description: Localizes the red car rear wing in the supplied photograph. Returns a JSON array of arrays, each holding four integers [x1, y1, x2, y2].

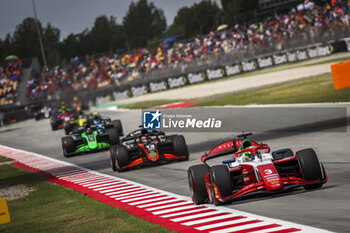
[[201, 147, 237, 164], [201, 144, 270, 164]]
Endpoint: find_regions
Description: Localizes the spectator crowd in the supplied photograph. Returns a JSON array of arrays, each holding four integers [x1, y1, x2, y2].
[[26, 2, 350, 100], [26, 60, 111, 100], [0, 60, 22, 106]]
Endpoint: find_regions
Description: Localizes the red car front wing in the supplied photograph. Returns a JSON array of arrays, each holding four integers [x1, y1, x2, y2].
[[208, 164, 328, 203]]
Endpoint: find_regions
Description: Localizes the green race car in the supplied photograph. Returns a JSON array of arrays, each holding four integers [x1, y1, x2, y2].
[[64, 112, 123, 136], [61, 124, 120, 157]]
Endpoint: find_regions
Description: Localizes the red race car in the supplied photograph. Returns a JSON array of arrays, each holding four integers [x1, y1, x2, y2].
[[188, 133, 327, 206], [50, 105, 78, 131]]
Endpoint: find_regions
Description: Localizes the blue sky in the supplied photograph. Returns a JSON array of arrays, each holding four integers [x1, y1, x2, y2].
[[0, 0, 221, 40]]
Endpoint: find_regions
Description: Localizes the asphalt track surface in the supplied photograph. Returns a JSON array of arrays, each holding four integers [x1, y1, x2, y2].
[[0, 104, 349, 233]]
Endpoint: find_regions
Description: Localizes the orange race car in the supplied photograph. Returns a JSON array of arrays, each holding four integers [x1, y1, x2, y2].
[[109, 127, 189, 172]]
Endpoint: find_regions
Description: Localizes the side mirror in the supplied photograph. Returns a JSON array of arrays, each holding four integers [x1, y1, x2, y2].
[[257, 150, 262, 159], [222, 158, 236, 164]]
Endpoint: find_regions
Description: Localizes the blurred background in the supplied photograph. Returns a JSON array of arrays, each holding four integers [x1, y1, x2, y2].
[[0, 0, 349, 123]]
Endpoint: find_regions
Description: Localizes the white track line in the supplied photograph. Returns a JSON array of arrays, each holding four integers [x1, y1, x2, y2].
[[62, 174, 101, 182], [129, 196, 172, 206], [51, 168, 82, 175], [136, 199, 180, 208], [209, 222, 278, 233], [195, 217, 258, 230], [114, 190, 156, 200], [171, 210, 227, 222], [146, 202, 193, 211], [101, 185, 137, 194], [259, 226, 300, 233], [78, 178, 114, 185], [55, 170, 85, 177], [121, 193, 165, 202], [108, 188, 146, 197], [183, 214, 243, 226], [91, 182, 125, 190], [153, 205, 200, 215], [160, 207, 208, 218]]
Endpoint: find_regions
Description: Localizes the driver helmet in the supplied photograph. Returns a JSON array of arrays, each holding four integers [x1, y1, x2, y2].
[[86, 127, 92, 134], [92, 112, 100, 119], [141, 135, 151, 143], [244, 151, 254, 161], [60, 102, 66, 109]]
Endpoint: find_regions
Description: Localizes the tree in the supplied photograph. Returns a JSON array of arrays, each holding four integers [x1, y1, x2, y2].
[[47, 49, 60, 67], [190, 0, 222, 35], [59, 29, 93, 59], [59, 33, 80, 60], [12, 17, 43, 61], [167, 6, 193, 39], [90, 15, 125, 54], [59, 16, 126, 59], [1, 33, 16, 61], [1, 35, 11, 62], [0, 39, 3, 62], [42, 23, 61, 67], [221, 0, 258, 25], [9, 17, 62, 66], [43, 23, 60, 53], [123, 0, 166, 48], [167, 0, 221, 38], [77, 29, 93, 57]]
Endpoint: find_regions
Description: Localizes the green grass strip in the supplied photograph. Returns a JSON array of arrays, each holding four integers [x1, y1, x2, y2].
[[0, 156, 13, 163], [0, 162, 173, 233], [197, 73, 350, 106]]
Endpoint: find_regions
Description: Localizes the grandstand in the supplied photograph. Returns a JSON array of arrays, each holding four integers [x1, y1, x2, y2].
[[0, 59, 22, 106], [22, 2, 350, 102]]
